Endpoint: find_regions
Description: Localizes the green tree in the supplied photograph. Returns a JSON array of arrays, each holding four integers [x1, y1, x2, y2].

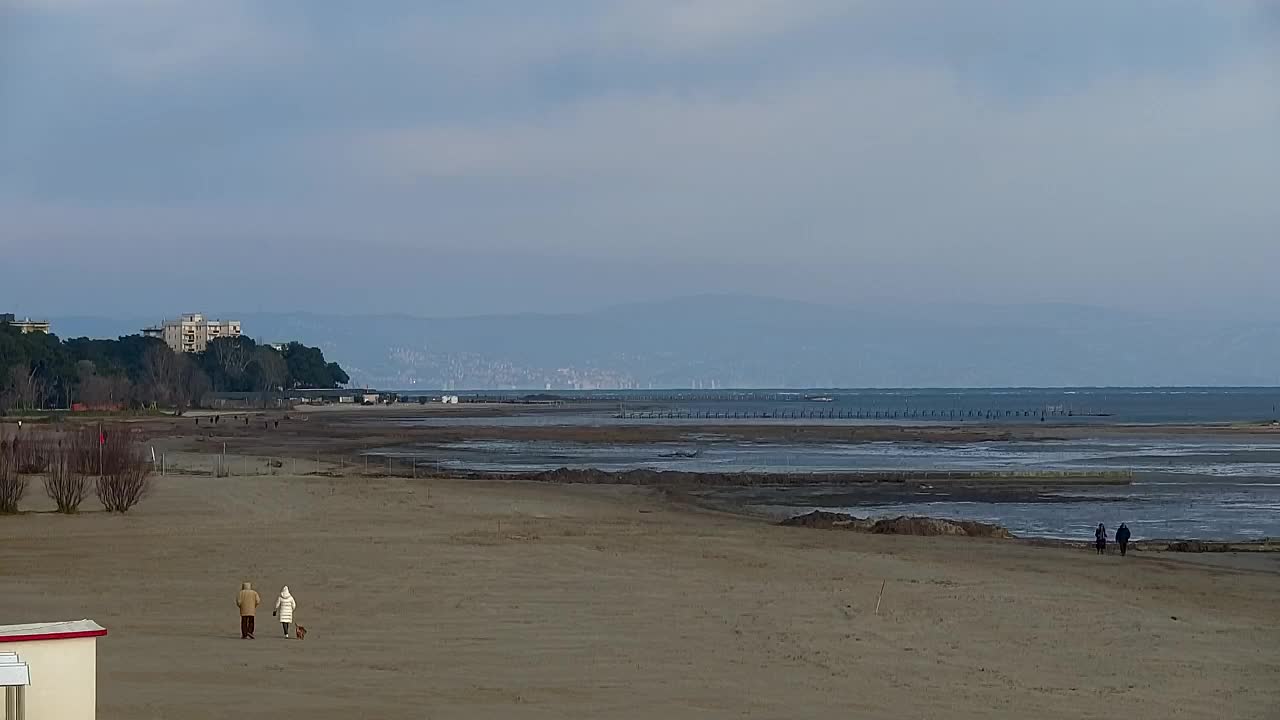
[[0, 326, 347, 413], [281, 342, 349, 388]]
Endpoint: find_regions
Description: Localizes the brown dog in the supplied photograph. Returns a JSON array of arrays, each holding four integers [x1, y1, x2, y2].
[[295, 625, 307, 640]]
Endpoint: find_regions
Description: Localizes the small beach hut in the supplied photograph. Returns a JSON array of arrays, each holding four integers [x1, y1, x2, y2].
[[1, 651, 31, 720], [0, 620, 106, 719]]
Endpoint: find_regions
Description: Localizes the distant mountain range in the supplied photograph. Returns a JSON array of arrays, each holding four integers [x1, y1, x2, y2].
[[48, 296, 1280, 389]]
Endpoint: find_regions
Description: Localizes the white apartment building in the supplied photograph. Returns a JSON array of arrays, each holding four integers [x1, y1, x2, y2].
[[142, 313, 242, 353], [0, 313, 50, 334]]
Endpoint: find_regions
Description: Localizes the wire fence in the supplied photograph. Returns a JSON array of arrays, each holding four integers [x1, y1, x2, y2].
[[154, 451, 449, 479]]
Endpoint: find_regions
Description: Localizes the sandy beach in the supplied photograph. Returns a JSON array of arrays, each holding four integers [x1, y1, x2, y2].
[[2, 467, 1277, 719]]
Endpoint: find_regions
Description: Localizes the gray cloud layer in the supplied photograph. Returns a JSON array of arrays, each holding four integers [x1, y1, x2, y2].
[[2, 1, 1277, 316]]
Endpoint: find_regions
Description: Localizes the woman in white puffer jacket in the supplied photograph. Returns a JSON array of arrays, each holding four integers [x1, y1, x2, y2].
[[274, 586, 297, 638]]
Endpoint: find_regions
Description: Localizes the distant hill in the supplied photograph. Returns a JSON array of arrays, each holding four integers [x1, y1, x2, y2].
[[50, 296, 1280, 389]]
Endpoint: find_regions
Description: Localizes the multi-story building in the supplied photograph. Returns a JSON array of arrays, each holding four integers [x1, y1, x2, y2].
[[0, 313, 50, 333], [142, 313, 242, 353]]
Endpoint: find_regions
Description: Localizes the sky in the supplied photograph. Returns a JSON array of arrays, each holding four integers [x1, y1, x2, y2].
[[1, 0, 1278, 318]]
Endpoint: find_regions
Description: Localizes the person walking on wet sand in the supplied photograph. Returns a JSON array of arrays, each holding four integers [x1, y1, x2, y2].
[[1095, 523, 1107, 555], [1116, 523, 1132, 556], [237, 582, 261, 639], [274, 586, 297, 638]]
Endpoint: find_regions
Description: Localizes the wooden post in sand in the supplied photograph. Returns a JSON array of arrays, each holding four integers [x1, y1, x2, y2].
[[875, 579, 887, 615]]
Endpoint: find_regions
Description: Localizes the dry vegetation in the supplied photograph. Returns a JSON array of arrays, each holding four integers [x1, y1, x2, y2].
[[0, 426, 152, 513], [0, 436, 28, 513], [94, 428, 152, 512]]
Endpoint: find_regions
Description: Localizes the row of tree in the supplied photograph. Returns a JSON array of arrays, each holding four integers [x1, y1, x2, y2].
[[0, 427, 152, 513], [0, 324, 349, 413]]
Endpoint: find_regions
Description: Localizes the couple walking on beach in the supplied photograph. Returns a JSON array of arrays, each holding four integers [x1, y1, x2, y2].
[[237, 582, 299, 639], [1095, 523, 1132, 556]]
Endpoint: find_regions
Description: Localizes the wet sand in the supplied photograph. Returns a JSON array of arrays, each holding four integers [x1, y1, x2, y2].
[[115, 406, 1280, 472], [1, 471, 1277, 719]]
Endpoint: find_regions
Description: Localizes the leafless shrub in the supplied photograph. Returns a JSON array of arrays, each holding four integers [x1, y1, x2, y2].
[[44, 434, 90, 513], [13, 435, 50, 474], [93, 426, 153, 513], [0, 436, 29, 514], [68, 429, 100, 476]]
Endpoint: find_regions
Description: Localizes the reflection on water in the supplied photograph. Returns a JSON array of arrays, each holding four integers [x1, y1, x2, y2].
[[740, 482, 1280, 542], [384, 437, 1280, 476], [373, 436, 1280, 541]]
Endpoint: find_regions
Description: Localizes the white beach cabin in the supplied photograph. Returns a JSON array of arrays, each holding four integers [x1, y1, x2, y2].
[[0, 620, 106, 720], [0, 652, 30, 720]]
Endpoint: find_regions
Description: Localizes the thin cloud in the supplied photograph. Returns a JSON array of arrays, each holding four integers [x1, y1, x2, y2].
[[6, 0, 303, 82], [603, 0, 856, 54], [1, 1, 1277, 315]]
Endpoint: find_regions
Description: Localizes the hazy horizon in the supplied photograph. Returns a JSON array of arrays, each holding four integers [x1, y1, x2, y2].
[[3, 1, 1279, 319], [27, 294, 1280, 389]]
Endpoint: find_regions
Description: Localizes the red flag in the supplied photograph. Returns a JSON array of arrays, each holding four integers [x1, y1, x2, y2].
[[99, 431, 105, 445]]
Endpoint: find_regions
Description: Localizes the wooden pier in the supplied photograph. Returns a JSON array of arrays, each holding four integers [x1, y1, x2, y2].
[[613, 407, 1108, 421]]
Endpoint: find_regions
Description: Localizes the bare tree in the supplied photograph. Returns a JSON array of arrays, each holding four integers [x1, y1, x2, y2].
[[173, 353, 210, 415], [45, 433, 90, 513], [12, 433, 49, 474], [7, 364, 40, 411], [0, 436, 29, 513], [78, 360, 110, 407], [94, 426, 152, 513], [74, 360, 133, 410], [140, 345, 176, 407], [210, 337, 252, 383]]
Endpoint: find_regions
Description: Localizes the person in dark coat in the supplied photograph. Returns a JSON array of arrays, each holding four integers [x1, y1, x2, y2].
[[1095, 523, 1107, 555], [1116, 523, 1131, 556]]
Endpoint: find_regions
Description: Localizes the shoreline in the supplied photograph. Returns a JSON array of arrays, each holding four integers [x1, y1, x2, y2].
[[79, 410, 1277, 546], [671, 488, 1280, 559], [421, 466, 1135, 486]]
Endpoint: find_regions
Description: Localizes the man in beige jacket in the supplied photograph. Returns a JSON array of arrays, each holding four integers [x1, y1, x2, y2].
[[237, 582, 261, 639]]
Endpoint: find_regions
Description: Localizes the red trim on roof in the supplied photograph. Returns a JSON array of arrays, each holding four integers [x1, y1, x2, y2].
[[0, 629, 107, 644]]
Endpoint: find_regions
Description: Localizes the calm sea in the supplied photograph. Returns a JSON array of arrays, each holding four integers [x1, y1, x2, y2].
[[405, 387, 1280, 425]]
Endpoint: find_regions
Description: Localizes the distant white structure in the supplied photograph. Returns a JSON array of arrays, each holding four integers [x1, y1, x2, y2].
[[441, 395, 460, 404], [0, 619, 106, 719], [0, 314, 50, 334], [1, 650, 30, 720], [142, 313, 241, 353]]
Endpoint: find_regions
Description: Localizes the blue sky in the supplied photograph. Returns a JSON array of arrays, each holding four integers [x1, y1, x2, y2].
[[1, 0, 1277, 316]]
